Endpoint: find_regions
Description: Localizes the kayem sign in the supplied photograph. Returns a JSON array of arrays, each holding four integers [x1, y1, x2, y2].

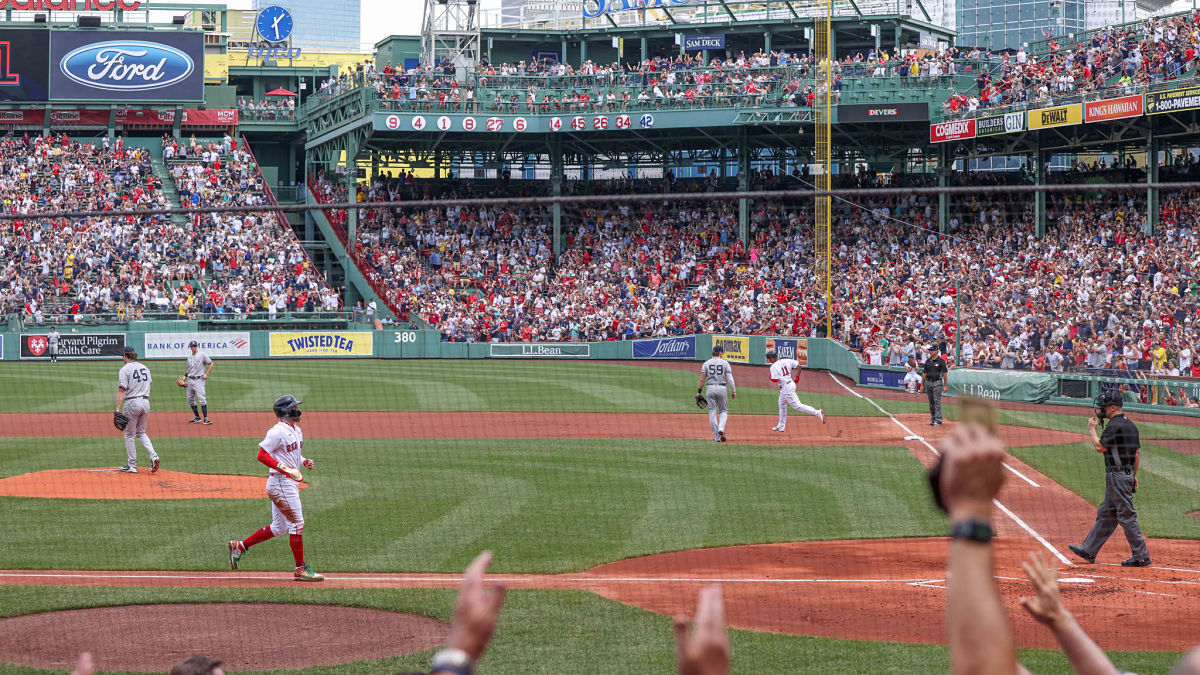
[[143, 332, 251, 359], [976, 112, 1025, 137], [1085, 95, 1143, 122], [50, 31, 203, 101], [1028, 103, 1082, 130], [21, 332, 126, 359], [930, 119, 975, 143]]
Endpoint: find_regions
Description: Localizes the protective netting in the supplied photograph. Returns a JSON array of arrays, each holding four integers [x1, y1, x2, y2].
[[2, 165, 1199, 674]]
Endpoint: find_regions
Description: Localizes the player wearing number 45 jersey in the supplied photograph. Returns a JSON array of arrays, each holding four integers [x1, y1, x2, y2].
[[115, 347, 160, 474], [227, 395, 323, 582], [766, 350, 824, 431]]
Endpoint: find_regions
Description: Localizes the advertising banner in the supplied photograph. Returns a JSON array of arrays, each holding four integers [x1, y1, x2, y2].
[[946, 368, 1057, 403], [764, 337, 807, 366], [143, 332, 251, 359], [269, 332, 373, 357], [1085, 95, 1143, 122], [21, 332, 125, 359], [684, 34, 725, 51], [0, 28, 50, 102], [712, 335, 749, 363], [0, 109, 44, 124], [929, 119, 975, 143], [50, 30, 204, 101], [1145, 86, 1200, 115], [839, 102, 928, 123], [859, 366, 907, 389], [47, 109, 111, 126], [1028, 104, 1082, 130], [975, 111, 1025, 137], [489, 343, 591, 358], [633, 335, 696, 359]]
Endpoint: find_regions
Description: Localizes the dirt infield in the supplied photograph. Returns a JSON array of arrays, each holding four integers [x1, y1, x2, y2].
[[0, 468, 303, 499], [0, 411, 1083, 449], [0, 603, 446, 672]]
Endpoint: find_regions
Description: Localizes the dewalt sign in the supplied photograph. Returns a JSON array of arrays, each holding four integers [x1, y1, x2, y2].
[[1027, 104, 1082, 130]]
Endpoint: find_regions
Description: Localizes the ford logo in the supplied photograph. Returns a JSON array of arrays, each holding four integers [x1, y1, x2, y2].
[[60, 40, 194, 92]]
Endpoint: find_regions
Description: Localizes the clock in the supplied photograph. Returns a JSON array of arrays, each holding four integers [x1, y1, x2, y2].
[[255, 5, 294, 44]]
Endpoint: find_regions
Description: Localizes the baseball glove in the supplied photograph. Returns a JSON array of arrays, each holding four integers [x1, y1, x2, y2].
[[695, 392, 708, 409], [176, 376, 188, 388], [113, 411, 129, 431], [278, 465, 304, 482]]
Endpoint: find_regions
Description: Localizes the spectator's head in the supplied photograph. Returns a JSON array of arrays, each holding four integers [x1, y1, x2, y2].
[[170, 655, 224, 675]]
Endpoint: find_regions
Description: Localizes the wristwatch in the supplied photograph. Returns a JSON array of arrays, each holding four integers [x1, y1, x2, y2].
[[950, 519, 994, 543], [431, 648, 475, 675]]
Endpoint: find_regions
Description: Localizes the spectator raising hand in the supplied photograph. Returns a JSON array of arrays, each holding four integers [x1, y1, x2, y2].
[[434, 550, 507, 674], [674, 584, 731, 675], [1019, 551, 1119, 675]]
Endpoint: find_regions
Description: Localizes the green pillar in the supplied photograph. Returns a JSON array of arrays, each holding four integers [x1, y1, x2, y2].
[[551, 138, 564, 265], [1034, 140, 1047, 239], [640, 37, 648, 61], [894, 26, 901, 53], [580, 40, 587, 63], [938, 144, 949, 234], [344, 138, 360, 255], [1146, 130, 1159, 235], [737, 132, 750, 245], [561, 39, 568, 65], [764, 31, 772, 53]]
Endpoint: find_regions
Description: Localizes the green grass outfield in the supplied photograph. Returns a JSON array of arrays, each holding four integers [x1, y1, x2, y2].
[[0, 360, 1195, 674]]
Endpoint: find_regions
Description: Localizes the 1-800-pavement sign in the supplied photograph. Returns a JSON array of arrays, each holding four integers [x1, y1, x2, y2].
[[21, 333, 126, 359]]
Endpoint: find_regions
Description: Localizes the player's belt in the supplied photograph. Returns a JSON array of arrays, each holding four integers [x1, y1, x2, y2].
[[188, 375, 203, 379], [1106, 466, 1134, 474], [127, 395, 149, 400]]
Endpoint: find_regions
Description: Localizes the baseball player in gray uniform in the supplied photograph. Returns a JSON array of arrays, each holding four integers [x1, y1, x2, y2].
[[47, 327, 60, 363], [185, 341, 214, 424], [116, 346, 160, 473], [698, 345, 736, 442]]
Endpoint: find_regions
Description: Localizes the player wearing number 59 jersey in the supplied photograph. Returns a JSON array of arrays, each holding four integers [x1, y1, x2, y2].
[[227, 395, 324, 581], [699, 345, 736, 442], [766, 349, 824, 431]]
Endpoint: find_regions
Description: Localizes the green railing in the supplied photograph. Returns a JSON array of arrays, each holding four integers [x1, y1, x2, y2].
[[931, 74, 1200, 123], [1027, 10, 1193, 55]]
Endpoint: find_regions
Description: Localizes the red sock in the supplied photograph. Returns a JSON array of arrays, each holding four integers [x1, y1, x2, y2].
[[289, 534, 304, 567], [242, 526, 274, 550]]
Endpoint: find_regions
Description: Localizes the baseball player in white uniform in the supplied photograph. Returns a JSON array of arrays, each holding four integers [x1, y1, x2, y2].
[[115, 347, 160, 473], [184, 341, 214, 424], [228, 395, 323, 582], [47, 326, 60, 363], [698, 345, 736, 442], [766, 349, 824, 431]]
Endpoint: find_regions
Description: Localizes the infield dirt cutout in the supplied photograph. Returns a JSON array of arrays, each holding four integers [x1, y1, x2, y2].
[[0, 468, 307, 499]]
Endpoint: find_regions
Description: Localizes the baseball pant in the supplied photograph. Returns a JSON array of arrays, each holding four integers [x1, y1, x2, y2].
[[266, 474, 305, 536], [122, 399, 158, 468], [777, 385, 820, 429], [48, 347, 58, 363], [187, 378, 207, 406], [927, 380, 944, 423], [706, 386, 729, 441], [1080, 470, 1149, 560]]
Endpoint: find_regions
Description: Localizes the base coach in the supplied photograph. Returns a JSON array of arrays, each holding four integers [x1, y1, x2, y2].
[[1069, 391, 1151, 567]]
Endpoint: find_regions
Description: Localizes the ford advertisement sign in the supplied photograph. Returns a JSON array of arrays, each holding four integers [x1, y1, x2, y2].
[[633, 335, 696, 359], [50, 31, 202, 101]]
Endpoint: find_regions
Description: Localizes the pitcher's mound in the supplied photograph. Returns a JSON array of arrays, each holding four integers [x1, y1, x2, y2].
[[0, 469, 305, 499], [0, 603, 446, 672]]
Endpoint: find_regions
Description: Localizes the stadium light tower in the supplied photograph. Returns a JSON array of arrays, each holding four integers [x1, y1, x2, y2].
[[423, 0, 481, 83]]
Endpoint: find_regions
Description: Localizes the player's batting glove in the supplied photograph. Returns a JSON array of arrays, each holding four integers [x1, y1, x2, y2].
[[113, 411, 129, 431], [695, 393, 708, 409], [279, 465, 304, 482]]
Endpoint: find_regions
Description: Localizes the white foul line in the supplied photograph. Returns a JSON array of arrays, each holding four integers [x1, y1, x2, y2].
[[0, 571, 935, 584], [827, 373, 1071, 566]]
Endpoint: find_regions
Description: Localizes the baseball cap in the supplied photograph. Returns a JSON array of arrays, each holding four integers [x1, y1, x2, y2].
[[188, 340, 199, 347], [122, 347, 137, 357]]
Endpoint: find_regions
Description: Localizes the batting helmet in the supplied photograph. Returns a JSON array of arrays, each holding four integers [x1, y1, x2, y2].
[[273, 395, 303, 419], [765, 349, 778, 360]]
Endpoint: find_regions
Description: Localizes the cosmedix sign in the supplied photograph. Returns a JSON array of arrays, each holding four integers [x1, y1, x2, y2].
[[583, 0, 693, 19], [0, 0, 141, 9]]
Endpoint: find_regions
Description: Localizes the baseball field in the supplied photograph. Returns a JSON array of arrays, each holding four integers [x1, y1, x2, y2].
[[0, 359, 1198, 673]]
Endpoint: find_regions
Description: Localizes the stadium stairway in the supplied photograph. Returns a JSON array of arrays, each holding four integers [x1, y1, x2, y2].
[[302, 184, 393, 321], [149, 157, 192, 233]]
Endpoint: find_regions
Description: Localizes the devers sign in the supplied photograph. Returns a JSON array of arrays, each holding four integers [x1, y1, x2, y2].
[[583, 0, 692, 18], [59, 41, 194, 92]]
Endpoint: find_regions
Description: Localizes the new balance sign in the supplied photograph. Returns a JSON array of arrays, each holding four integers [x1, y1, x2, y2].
[[930, 119, 975, 143]]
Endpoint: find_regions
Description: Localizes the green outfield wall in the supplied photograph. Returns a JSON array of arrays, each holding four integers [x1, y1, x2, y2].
[[3, 327, 1197, 417]]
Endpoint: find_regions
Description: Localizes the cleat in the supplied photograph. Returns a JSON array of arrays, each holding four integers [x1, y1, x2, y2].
[[203, 419, 213, 425], [151, 458, 160, 473], [718, 431, 726, 442], [1068, 545, 1096, 564], [294, 563, 324, 582], [817, 409, 825, 424], [228, 540, 243, 570], [118, 465, 137, 473], [1121, 557, 1151, 567], [188, 417, 202, 424], [771, 426, 785, 432]]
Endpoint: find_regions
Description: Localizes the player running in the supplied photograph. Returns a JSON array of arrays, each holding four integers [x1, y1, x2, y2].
[[766, 349, 824, 431], [227, 395, 324, 582], [115, 347, 160, 473], [184, 340, 214, 424], [699, 345, 736, 442]]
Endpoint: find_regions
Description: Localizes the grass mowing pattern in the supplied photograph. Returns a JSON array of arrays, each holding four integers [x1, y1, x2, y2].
[[1009, 442, 1200, 539], [0, 586, 1180, 675], [0, 438, 944, 572]]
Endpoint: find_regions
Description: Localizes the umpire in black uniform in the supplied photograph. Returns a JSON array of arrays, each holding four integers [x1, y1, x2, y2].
[[923, 342, 949, 426], [1069, 391, 1151, 567]]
